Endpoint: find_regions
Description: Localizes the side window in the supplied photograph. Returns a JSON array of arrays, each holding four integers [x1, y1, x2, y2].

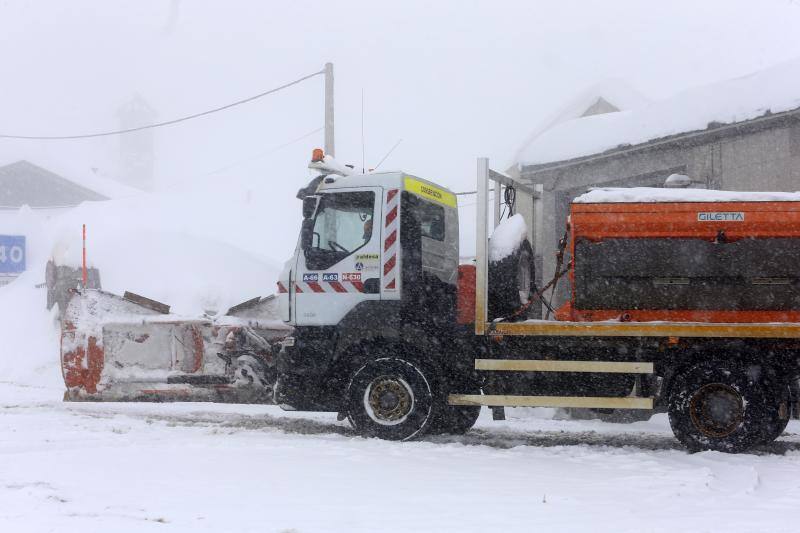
[[305, 191, 374, 271], [418, 201, 445, 241]]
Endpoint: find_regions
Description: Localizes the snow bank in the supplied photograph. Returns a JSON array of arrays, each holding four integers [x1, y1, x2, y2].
[[54, 225, 278, 315], [489, 214, 527, 261], [42, 173, 286, 315], [0, 270, 62, 390], [518, 58, 800, 165], [575, 187, 800, 204], [0, 161, 296, 387]]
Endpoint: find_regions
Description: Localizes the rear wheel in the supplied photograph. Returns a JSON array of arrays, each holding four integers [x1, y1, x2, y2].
[[758, 382, 791, 444], [668, 362, 784, 452], [346, 357, 435, 441]]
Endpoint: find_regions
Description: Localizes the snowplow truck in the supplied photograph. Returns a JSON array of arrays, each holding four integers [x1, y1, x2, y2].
[[274, 152, 800, 452], [61, 151, 800, 452]]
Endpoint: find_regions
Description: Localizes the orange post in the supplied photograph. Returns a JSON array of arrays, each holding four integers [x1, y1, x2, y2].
[[82, 224, 87, 289]]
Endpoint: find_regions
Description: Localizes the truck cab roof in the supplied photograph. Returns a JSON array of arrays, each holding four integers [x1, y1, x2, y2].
[[316, 170, 456, 199]]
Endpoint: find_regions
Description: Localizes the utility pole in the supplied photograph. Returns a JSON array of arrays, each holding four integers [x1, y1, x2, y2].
[[324, 62, 335, 157]]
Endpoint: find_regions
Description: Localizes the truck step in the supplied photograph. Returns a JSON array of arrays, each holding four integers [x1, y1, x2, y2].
[[448, 394, 653, 410], [475, 359, 653, 374]]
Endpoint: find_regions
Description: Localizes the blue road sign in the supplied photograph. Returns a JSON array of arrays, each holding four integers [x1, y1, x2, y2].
[[0, 235, 26, 274]]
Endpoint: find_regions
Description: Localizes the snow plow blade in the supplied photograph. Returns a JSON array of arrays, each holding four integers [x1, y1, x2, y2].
[[60, 289, 291, 403]]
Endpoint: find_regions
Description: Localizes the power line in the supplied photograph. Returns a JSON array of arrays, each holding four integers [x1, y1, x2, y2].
[[373, 139, 402, 170], [0, 69, 324, 140], [457, 192, 496, 208], [201, 126, 323, 177], [109, 126, 325, 201]]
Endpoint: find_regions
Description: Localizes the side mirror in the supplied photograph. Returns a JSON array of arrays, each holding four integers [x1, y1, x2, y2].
[[300, 218, 315, 250], [302, 196, 320, 219]]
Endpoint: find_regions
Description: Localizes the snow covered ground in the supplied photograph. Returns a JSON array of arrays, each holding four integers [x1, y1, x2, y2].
[[2, 377, 800, 532]]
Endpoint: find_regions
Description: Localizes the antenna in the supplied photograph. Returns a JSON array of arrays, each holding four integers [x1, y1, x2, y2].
[[361, 88, 366, 173], [324, 62, 335, 156], [374, 139, 403, 170]]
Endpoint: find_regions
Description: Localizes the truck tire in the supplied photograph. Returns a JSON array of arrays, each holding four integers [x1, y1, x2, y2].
[[758, 382, 791, 444], [763, 413, 790, 443], [668, 362, 783, 452], [346, 357, 435, 441], [488, 239, 534, 320]]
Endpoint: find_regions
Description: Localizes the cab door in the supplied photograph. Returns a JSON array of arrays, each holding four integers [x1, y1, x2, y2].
[[293, 187, 382, 326]]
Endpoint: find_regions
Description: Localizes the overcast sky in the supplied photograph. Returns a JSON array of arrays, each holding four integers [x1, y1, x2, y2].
[[1, 0, 799, 255]]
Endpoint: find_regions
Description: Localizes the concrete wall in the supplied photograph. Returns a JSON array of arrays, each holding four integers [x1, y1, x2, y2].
[[517, 120, 800, 313], [720, 125, 800, 191]]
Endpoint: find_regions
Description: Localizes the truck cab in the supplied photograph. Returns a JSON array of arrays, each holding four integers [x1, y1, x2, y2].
[[274, 153, 470, 421]]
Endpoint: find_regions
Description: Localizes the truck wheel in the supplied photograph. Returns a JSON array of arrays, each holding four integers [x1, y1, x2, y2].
[[668, 362, 782, 452], [488, 239, 534, 320], [346, 357, 434, 441], [758, 382, 791, 444], [763, 414, 790, 443]]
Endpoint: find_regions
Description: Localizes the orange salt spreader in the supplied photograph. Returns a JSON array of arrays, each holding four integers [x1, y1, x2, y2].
[[556, 195, 800, 323]]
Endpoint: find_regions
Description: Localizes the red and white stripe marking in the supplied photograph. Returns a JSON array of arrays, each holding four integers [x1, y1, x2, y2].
[[292, 279, 364, 293], [383, 188, 400, 291]]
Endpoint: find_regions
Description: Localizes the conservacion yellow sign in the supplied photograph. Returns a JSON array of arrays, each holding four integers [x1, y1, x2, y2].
[[403, 176, 457, 208]]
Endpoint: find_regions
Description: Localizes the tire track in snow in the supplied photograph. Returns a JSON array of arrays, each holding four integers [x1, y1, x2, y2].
[[56, 403, 800, 455]]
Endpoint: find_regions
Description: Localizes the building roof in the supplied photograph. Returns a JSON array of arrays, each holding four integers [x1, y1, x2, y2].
[[508, 80, 650, 169], [0, 160, 108, 208], [515, 58, 800, 168]]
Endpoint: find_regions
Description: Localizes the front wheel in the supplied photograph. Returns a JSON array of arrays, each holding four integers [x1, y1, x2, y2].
[[346, 357, 435, 441]]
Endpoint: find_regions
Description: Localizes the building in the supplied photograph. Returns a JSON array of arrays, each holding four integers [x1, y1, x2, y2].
[[117, 94, 157, 191], [0, 160, 109, 285], [0, 160, 108, 210], [508, 59, 800, 312]]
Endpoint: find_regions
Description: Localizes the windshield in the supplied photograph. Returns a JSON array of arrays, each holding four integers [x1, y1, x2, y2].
[[305, 191, 374, 270]]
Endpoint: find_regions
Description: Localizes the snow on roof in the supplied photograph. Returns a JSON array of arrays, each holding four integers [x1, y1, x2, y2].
[[509, 79, 649, 168], [517, 58, 800, 167], [0, 157, 143, 204], [574, 187, 800, 204], [0, 161, 108, 208]]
